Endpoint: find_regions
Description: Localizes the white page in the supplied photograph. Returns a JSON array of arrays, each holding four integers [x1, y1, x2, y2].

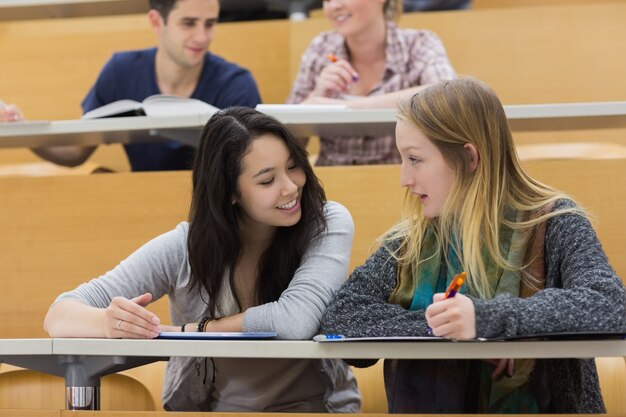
[[143, 95, 218, 117]]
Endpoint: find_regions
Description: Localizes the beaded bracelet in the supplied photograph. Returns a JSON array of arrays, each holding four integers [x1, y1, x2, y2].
[[197, 316, 211, 333]]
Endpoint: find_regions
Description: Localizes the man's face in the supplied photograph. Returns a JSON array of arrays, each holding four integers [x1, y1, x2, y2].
[[152, 0, 219, 68]]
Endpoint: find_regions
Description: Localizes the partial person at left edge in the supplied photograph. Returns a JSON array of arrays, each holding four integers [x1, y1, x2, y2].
[[33, 0, 262, 172], [0, 100, 25, 122]]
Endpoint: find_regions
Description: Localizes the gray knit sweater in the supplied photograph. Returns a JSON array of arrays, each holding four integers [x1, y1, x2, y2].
[[321, 199, 626, 413]]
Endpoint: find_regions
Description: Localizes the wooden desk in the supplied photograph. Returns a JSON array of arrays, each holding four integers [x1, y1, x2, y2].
[[1, 338, 624, 411], [0, 115, 207, 149], [0, 339, 52, 355], [51, 338, 626, 359], [1, 102, 625, 149]]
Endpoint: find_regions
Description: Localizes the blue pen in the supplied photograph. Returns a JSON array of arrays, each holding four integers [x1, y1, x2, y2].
[[313, 334, 345, 341]]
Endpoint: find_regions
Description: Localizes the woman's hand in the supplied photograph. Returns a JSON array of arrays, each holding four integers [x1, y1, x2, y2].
[[104, 292, 161, 339], [483, 358, 515, 380], [311, 58, 359, 98], [0, 103, 24, 122], [425, 293, 476, 340]]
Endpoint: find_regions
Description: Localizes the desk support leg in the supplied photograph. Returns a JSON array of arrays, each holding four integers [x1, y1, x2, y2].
[[59, 354, 167, 411], [66, 386, 100, 410], [1, 353, 167, 411], [63, 358, 102, 410]]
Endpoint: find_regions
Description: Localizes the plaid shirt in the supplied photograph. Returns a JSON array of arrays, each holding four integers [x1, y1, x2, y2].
[[287, 23, 456, 166]]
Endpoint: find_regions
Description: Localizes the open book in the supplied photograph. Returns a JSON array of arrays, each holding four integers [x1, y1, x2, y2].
[[82, 94, 218, 119]]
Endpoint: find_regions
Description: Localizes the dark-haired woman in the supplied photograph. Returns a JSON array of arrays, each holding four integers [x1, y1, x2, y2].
[[44, 107, 360, 412]]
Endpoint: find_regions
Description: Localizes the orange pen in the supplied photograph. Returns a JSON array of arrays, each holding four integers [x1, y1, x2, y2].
[[444, 271, 466, 298], [326, 53, 358, 81]]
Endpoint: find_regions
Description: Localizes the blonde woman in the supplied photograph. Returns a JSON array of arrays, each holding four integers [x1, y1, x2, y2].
[[321, 78, 626, 413], [287, 0, 456, 165]]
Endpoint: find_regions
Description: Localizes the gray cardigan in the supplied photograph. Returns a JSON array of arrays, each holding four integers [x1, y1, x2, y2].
[[321, 199, 626, 413], [55, 201, 361, 412]]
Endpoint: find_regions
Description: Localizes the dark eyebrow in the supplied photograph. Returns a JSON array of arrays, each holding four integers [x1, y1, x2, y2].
[[180, 17, 217, 24], [252, 167, 274, 178]]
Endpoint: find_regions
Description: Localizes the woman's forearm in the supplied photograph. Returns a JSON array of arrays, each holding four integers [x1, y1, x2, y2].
[[44, 299, 107, 337]]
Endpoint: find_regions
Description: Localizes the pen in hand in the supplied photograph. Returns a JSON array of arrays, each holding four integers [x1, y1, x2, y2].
[[326, 53, 359, 82], [444, 271, 467, 298], [427, 271, 467, 336]]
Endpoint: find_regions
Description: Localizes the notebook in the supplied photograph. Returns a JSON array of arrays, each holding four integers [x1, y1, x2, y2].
[[157, 331, 277, 340]]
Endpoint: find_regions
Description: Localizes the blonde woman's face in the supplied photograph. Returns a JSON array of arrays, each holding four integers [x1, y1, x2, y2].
[[323, 0, 386, 37], [396, 120, 455, 219]]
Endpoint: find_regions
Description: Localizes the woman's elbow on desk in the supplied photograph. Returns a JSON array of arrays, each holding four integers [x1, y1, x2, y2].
[[44, 299, 105, 338], [244, 307, 320, 340]]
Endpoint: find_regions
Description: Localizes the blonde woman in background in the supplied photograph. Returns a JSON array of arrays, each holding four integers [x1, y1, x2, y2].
[[288, 0, 456, 166], [321, 78, 626, 413]]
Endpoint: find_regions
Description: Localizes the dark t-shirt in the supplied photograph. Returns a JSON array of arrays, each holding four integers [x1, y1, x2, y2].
[[82, 48, 261, 171]]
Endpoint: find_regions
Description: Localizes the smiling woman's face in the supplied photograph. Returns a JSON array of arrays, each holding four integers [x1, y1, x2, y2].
[[235, 134, 307, 233], [323, 0, 386, 38]]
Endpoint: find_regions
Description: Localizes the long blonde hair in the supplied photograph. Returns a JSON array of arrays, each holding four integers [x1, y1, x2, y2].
[[384, 0, 403, 21], [387, 78, 583, 298]]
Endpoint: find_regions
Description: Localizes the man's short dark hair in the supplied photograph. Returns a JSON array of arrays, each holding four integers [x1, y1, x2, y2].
[[149, 0, 178, 22]]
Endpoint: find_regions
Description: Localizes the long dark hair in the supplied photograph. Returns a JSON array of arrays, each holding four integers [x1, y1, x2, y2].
[[187, 107, 327, 317]]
